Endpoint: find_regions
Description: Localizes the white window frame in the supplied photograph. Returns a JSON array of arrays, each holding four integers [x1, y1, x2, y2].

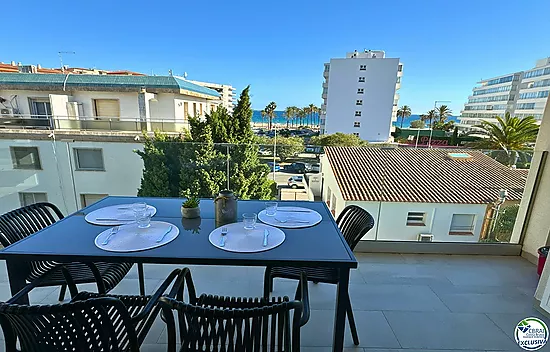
[[74, 148, 105, 171], [358, 77, 365, 83], [406, 212, 426, 226], [357, 88, 364, 94], [449, 214, 476, 235], [353, 132, 360, 137], [359, 65, 367, 71], [356, 100, 363, 105], [353, 121, 360, 128], [19, 192, 48, 207], [355, 111, 362, 117]]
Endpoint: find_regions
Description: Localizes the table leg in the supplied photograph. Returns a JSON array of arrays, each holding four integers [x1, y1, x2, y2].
[[6, 259, 29, 305], [333, 267, 350, 352]]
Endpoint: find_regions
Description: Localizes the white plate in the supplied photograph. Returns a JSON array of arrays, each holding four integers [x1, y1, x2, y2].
[[209, 223, 285, 253], [94, 221, 178, 252], [258, 206, 322, 228], [85, 204, 157, 226]]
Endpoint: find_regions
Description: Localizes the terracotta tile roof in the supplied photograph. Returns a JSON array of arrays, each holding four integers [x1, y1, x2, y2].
[[0, 64, 19, 73], [106, 70, 145, 76], [324, 147, 527, 204]]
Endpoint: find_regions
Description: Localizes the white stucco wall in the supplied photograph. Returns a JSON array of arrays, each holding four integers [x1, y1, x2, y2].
[[323, 57, 399, 142], [0, 89, 217, 122], [320, 154, 487, 242], [0, 138, 144, 215]]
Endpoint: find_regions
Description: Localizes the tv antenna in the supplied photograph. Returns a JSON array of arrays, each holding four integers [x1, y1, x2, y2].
[[58, 51, 75, 72]]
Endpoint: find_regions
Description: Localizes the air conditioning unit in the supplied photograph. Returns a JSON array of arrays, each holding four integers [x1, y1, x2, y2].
[[0, 107, 14, 118], [418, 234, 433, 242]]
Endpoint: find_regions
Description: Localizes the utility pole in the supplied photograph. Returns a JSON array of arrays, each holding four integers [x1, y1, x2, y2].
[[58, 51, 75, 72], [428, 100, 451, 147]]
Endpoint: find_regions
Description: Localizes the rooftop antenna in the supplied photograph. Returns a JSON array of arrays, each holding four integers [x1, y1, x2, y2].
[[168, 69, 173, 76], [58, 51, 75, 72], [183, 72, 188, 78]]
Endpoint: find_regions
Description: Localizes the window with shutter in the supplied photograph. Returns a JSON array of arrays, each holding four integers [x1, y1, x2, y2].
[[19, 192, 48, 206], [74, 148, 105, 171], [449, 214, 476, 235], [406, 212, 426, 226], [93, 99, 120, 118]]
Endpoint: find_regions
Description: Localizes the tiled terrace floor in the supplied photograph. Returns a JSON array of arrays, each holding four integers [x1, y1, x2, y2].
[[0, 253, 547, 351]]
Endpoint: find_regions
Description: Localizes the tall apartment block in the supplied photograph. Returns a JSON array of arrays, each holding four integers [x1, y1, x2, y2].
[[458, 57, 550, 131], [515, 57, 550, 120], [187, 80, 236, 113], [320, 50, 403, 142]]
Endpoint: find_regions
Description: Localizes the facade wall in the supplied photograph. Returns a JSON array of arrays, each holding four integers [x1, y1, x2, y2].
[[0, 138, 143, 216], [322, 57, 400, 142], [321, 154, 487, 242]]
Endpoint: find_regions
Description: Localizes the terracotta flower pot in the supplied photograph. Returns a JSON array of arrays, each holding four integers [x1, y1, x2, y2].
[[181, 206, 200, 219]]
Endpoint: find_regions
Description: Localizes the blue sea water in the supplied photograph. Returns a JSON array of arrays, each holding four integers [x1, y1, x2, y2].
[[251, 111, 458, 128], [252, 110, 319, 126], [393, 114, 459, 128]]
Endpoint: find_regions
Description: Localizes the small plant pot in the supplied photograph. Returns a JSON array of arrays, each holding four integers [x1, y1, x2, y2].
[[181, 206, 200, 219]]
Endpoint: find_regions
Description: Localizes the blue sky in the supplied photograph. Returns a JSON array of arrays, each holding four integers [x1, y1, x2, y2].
[[4, 0, 549, 114]]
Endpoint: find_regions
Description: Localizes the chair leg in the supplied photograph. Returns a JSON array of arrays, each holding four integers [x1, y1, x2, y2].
[[138, 263, 145, 296], [58, 284, 67, 301], [347, 293, 360, 346]]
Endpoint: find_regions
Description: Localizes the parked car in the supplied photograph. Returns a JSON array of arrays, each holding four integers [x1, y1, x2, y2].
[[287, 162, 311, 174], [287, 175, 305, 189], [311, 163, 320, 173], [267, 162, 280, 172]]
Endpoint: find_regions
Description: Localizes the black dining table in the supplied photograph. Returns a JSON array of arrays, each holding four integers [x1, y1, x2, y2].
[[0, 196, 358, 351]]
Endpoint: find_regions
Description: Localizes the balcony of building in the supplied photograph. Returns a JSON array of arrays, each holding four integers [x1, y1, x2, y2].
[[0, 252, 541, 352], [1, 98, 550, 351]]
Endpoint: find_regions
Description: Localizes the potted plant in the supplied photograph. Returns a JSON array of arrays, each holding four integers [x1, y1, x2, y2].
[[181, 197, 200, 219]]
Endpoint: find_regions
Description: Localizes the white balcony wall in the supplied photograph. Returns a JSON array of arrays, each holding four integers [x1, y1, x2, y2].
[[0, 139, 144, 215]]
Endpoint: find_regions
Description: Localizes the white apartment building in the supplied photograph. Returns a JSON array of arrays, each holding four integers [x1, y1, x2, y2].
[[0, 130, 145, 215], [320, 50, 402, 142], [515, 57, 550, 120], [186, 79, 236, 113], [458, 57, 550, 131], [0, 73, 221, 132]]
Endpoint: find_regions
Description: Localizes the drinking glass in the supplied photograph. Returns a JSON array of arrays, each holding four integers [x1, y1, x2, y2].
[[133, 202, 151, 228], [265, 202, 278, 216], [242, 213, 257, 230]]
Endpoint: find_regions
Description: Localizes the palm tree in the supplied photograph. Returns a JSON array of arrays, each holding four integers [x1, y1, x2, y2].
[[260, 110, 267, 128], [297, 108, 306, 127], [264, 102, 277, 130], [471, 113, 539, 165], [308, 104, 317, 127], [425, 109, 438, 128], [436, 105, 452, 123], [284, 106, 297, 129], [397, 105, 412, 128]]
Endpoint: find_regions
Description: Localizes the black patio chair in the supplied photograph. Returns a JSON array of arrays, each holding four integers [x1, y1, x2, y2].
[[159, 269, 310, 352], [0, 266, 186, 352], [0, 202, 145, 301], [263, 205, 375, 346]]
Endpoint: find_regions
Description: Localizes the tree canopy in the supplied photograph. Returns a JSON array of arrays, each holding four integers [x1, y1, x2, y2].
[[310, 132, 366, 147]]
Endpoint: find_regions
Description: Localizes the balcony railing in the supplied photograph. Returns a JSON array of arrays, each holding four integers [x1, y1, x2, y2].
[[0, 132, 532, 247]]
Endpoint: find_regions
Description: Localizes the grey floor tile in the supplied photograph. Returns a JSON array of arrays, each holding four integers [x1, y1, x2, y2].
[[0, 282, 56, 304], [349, 284, 449, 312], [301, 309, 400, 348], [143, 316, 167, 344], [139, 343, 168, 352], [438, 292, 535, 314], [356, 253, 405, 264], [384, 311, 517, 350], [486, 312, 550, 341], [358, 263, 453, 286], [109, 279, 164, 295], [429, 283, 529, 296]]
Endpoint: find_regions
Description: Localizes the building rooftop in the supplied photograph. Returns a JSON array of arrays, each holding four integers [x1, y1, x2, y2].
[[0, 73, 219, 98], [325, 147, 526, 204]]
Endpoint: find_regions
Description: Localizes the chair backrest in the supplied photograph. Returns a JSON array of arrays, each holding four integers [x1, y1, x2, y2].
[[336, 205, 375, 251], [0, 297, 140, 352], [0, 202, 63, 247], [161, 295, 304, 352]]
